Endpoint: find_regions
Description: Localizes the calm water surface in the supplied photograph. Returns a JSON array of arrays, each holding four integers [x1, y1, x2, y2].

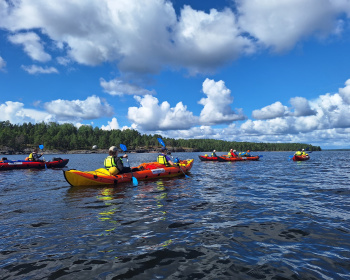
[[0, 151, 349, 279]]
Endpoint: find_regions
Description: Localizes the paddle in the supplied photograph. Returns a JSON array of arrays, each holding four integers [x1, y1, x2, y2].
[[119, 144, 138, 186], [157, 137, 189, 178], [39, 144, 47, 170]]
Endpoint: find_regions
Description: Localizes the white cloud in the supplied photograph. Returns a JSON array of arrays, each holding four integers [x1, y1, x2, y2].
[[128, 94, 198, 131], [237, 0, 345, 52], [289, 97, 316, 116], [252, 101, 287, 120], [1, 0, 349, 75], [0, 101, 54, 124], [172, 5, 254, 73], [21, 65, 58, 74], [101, 117, 120, 130], [100, 78, 156, 96], [338, 79, 350, 104], [8, 32, 51, 62], [0, 56, 6, 71], [199, 78, 246, 125], [44, 95, 114, 122]]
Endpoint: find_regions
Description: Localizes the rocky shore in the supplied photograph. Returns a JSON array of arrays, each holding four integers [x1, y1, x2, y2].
[[0, 146, 194, 155]]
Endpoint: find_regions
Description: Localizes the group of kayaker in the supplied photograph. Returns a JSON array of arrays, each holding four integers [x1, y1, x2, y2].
[[211, 149, 252, 158], [103, 145, 179, 175]]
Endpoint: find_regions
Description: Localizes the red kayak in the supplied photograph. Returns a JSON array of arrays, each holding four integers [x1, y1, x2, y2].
[[0, 158, 69, 170], [198, 155, 219, 161], [292, 155, 310, 161], [217, 155, 260, 162]]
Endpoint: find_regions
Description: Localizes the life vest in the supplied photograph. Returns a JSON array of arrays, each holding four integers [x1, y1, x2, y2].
[[104, 156, 118, 170], [28, 153, 34, 161], [157, 154, 170, 166], [295, 151, 302, 156], [228, 152, 236, 157], [211, 153, 216, 157]]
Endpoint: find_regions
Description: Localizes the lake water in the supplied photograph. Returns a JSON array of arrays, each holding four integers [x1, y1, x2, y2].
[[0, 151, 349, 279]]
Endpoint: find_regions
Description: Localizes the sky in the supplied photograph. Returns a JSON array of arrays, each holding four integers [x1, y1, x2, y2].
[[1, 0, 350, 149]]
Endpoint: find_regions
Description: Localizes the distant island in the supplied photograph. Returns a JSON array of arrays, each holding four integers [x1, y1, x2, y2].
[[0, 121, 321, 155]]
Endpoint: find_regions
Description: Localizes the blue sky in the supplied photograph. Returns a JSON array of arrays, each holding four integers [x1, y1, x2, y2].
[[1, 0, 350, 149]]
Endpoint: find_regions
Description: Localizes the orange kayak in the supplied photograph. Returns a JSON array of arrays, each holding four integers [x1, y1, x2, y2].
[[292, 155, 310, 161], [198, 155, 219, 161], [217, 155, 260, 162], [63, 159, 194, 187], [0, 158, 69, 170]]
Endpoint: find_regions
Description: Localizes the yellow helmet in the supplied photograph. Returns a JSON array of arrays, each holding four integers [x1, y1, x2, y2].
[[109, 166, 119, 175]]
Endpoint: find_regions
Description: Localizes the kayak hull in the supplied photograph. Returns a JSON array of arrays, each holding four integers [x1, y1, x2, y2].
[[63, 159, 194, 187], [0, 159, 69, 170], [198, 155, 219, 161], [217, 156, 260, 162], [292, 155, 310, 161]]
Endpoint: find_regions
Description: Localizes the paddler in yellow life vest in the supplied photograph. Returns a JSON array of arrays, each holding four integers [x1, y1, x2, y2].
[[157, 147, 175, 166], [228, 149, 238, 158], [28, 148, 43, 161], [301, 149, 308, 156], [211, 150, 217, 157], [104, 146, 131, 174], [294, 149, 302, 156]]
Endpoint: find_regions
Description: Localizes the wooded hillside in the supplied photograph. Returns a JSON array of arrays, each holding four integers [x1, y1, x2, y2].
[[0, 121, 322, 153]]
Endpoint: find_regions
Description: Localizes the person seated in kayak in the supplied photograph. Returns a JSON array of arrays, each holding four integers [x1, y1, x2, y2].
[[211, 150, 217, 157], [104, 146, 132, 174], [228, 149, 238, 157], [0, 157, 8, 162], [301, 149, 308, 156], [294, 150, 302, 156], [157, 147, 175, 166], [240, 150, 251, 157], [28, 148, 44, 161]]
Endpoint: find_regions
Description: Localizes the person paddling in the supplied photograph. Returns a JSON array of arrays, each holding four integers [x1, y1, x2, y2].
[[104, 146, 131, 174], [157, 147, 175, 166], [240, 150, 251, 157], [228, 149, 238, 157], [28, 148, 43, 162], [211, 150, 217, 157]]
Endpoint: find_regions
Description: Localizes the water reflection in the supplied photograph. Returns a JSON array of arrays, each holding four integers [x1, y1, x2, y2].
[[1, 151, 350, 280]]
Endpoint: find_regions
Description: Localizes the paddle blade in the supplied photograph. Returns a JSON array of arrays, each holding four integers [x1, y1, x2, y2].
[[259, 155, 263, 158], [132, 176, 138, 186], [39, 144, 44, 150], [120, 144, 127, 152], [157, 138, 165, 147]]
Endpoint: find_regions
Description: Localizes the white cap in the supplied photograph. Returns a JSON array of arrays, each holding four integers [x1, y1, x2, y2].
[[233, 150, 236, 152], [302, 149, 304, 151], [109, 146, 118, 152], [213, 150, 216, 152]]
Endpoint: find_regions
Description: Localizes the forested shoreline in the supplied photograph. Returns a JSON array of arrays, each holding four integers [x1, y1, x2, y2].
[[0, 121, 321, 154]]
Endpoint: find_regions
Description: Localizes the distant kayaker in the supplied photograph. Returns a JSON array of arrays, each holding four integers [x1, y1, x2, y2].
[[211, 150, 217, 157], [228, 149, 238, 157], [104, 146, 131, 174], [157, 147, 175, 166], [301, 149, 308, 156], [28, 148, 43, 161], [0, 157, 8, 162], [240, 150, 251, 157]]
